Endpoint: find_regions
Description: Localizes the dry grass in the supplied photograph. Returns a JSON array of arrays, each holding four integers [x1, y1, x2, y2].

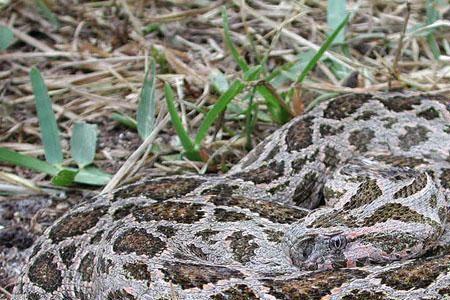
[[0, 0, 449, 295]]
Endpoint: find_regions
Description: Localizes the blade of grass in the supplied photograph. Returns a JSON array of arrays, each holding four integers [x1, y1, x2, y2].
[[111, 112, 137, 129], [35, 0, 60, 28], [327, 0, 347, 45], [243, 65, 262, 81], [426, 0, 441, 59], [210, 69, 230, 94], [30, 67, 63, 165], [297, 14, 350, 83], [74, 166, 111, 186], [221, 6, 249, 72], [256, 83, 291, 124], [0, 25, 14, 50], [137, 59, 157, 139], [164, 83, 200, 160], [245, 87, 258, 150], [194, 80, 245, 147], [51, 169, 77, 186], [71, 122, 98, 168], [0, 147, 59, 175]]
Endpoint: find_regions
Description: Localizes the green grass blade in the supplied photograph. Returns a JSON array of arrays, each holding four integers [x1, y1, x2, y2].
[[221, 6, 249, 72], [0, 25, 14, 50], [30, 67, 63, 165], [297, 14, 350, 83], [111, 112, 137, 129], [256, 84, 291, 124], [245, 87, 258, 150], [74, 166, 111, 186], [426, 0, 441, 59], [327, 0, 347, 45], [243, 65, 262, 81], [210, 69, 230, 94], [137, 59, 157, 139], [35, 0, 60, 28], [51, 169, 77, 186], [70, 122, 98, 168], [194, 80, 245, 147], [0, 147, 59, 175], [164, 83, 199, 160]]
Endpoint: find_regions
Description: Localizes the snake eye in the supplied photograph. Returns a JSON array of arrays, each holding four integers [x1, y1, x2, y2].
[[328, 235, 347, 250]]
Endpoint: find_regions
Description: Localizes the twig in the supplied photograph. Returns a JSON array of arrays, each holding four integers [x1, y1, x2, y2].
[[101, 114, 170, 194], [391, 2, 411, 83]]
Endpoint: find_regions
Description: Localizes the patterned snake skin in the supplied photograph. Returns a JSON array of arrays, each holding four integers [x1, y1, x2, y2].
[[12, 93, 450, 299]]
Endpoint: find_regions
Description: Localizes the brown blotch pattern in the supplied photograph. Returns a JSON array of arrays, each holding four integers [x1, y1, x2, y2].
[[79, 252, 95, 282], [161, 262, 243, 289], [361, 232, 419, 254], [113, 177, 203, 201], [201, 184, 238, 197], [59, 244, 76, 268], [123, 262, 151, 285], [399, 125, 430, 151], [380, 96, 421, 112], [264, 230, 285, 243], [211, 285, 259, 300], [112, 204, 136, 220], [113, 228, 166, 257], [133, 201, 205, 224], [349, 128, 375, 152], [355, 110, 378, 121], [212, 196, 307, 224], [323, 146, 340, 168], [375, 155, 426, 168], [429, 194, 437, 208], [319, 124, 344, 137], [381, 117, 397, 129], [344, 179, 382, 210], [363, 203, 431, 227], [28, 252, 62, 293], [226, 231, 259, 263], [49, 206, 108, 243], [292, 172, 320, 208], [264, 269, 368, 300], [341, 290, 392, 300], [214, 208, 251, 222], [393, 173, 428, 199], [233, 161, 285, 184], [90, 230, 104, 244], [376, 255, 450, 290], [286, 116, 314, 152], [323, 94, 371, 120], [440, 169, 450, 189], [195, 229, 220, 244], [309, 209, 357, 228], [156, 225, 177, 238], [417, 107, 440, 120]]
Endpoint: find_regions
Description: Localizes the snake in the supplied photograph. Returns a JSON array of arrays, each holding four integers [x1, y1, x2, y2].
[[12, 92, 450, 299]]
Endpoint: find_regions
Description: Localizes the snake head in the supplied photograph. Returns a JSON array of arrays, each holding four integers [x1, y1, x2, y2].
[[285, 229, 350, 271]]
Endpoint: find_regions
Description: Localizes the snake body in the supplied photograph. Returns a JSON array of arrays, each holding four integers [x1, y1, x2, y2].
[[12, 93, 450, 299]]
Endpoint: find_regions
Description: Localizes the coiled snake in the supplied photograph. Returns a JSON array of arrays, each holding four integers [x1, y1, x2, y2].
[[12, 93, 450, 299]]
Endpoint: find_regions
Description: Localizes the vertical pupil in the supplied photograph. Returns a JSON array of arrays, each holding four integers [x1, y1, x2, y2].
[[329, 235, 346, 250]]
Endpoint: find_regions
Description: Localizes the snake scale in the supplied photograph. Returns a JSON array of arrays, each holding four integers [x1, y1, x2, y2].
[[12, 93, 450, 299]]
